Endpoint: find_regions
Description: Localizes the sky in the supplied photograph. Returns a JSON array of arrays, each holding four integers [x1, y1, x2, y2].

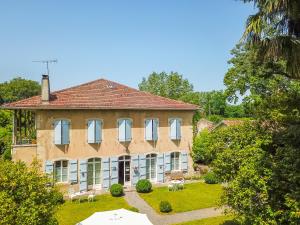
[[0, 0, 255, 92]]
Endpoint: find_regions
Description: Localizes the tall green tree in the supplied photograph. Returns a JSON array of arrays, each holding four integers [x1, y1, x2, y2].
[[138, 72, 194, 100], [242, 0, 300, 79], [0, 77, 40, 159]]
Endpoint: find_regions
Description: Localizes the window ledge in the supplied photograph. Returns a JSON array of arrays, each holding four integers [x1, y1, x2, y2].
[[13, 144, 37, 147]]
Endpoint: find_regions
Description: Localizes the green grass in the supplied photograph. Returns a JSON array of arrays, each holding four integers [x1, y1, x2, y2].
[[173, 215, 239, 225], [56, 194, 131, 225], [139, 182, 223, 213]]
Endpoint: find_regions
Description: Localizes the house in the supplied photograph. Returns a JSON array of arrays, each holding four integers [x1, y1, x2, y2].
[[211, 119, 244, 131], [2, 75, 198, 192], [196, 118, 214, 133]]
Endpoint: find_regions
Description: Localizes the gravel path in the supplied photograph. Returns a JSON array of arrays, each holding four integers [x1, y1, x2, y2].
[[124, 191, 224, 225]]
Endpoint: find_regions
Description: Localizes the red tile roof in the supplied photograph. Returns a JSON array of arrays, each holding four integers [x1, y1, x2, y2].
[[2, 78, 199, 110]]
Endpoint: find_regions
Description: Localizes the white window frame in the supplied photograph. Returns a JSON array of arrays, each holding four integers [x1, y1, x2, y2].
[[169, 118, 182, 140], [170, 152, 181, 171], [87, 119, 103, 144], [146, 153, 157, 182], [117, 118, 132, 142], [54, 160, 69, 183], [144, 118, 159, 141]]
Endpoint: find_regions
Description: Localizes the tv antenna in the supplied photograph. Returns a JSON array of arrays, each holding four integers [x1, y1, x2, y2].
[[32, 59, 57, 75]]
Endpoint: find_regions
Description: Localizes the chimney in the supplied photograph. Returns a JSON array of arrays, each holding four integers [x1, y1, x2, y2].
[[41, 75, 50, 104]]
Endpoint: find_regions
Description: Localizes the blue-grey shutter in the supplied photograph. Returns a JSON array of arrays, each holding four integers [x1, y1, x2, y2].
[[95, 120, 102, 143], [131, 155, 139, 186], [79, 159, 87, 192], [118, 119, 126, 141], [125, 119, 132, 141], [139, 154, 146, 180], [69, 160, 78, 184], [176, 119, 181, 139], [157, 154, 164, 183], [102, 158, 110, 189], [62, 120, 70, 144], [153, 119, 158, 141], [110, 157, 118, 185], [54, 120, 62, 144], [181, 151, 188, 172], [170, 119, 177, 140], [164, 152, 171, 172], [145, 119, 152, 141], [45, 160, 53, 176], [87, 120, 95, 143]]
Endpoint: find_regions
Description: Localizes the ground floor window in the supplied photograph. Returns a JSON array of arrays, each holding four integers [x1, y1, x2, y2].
[[118, 155, 131, 185], [87, 158, 101, 189], [171, 152, 180, 171], [146, 154, 157, 181], [54, 160, 68, 182]]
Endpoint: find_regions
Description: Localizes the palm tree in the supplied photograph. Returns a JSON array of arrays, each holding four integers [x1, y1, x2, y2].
[[241, 0, 300, 79]]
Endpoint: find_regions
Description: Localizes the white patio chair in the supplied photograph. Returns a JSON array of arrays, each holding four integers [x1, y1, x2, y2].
[[68, 188, 78, 201], [88, 190, 96, 202]]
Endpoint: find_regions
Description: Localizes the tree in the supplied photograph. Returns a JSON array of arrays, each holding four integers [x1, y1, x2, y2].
[[241, 0, 300, 79], [0, 160, 63, 225], [138, 72, 193, 100], [0, 77, 40, 159]]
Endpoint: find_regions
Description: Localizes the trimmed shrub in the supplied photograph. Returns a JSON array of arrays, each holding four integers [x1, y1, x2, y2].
[[110, 184, 123, 197], [203, 171, 219, 184], [159, 201, 172, 213], [136, 179, 152, 193]]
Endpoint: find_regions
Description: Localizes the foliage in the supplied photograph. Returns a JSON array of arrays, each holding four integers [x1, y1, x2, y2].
[[135, 179, 152, 193], [128, 207, 139, 212], [139, 182, 222, 213], [139, 71, 193, 100], [0, 77, 40, 104], [0, 159, 63, 225], [56, 194, 131, 225], [173, 215, 239, 225], [110, 184, 123, 197], [220, 38, 300, 223], [203, 171, 219, 184], [241, 0, 300, 79], [207, 114, 223, 123], [192, 129, 212, 164], [159, 201, 172, 213]]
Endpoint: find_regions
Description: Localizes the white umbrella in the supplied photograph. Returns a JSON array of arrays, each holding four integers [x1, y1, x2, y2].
[[77, 208, 153, 225]]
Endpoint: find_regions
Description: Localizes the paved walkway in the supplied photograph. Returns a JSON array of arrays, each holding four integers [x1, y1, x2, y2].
[[124, 191, 224, 225]]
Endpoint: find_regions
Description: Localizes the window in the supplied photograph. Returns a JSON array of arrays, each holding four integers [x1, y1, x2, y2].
[[118, 119, 132, 142], [145, 119, 158, 141], [87, 158, 101, 188], [169, 118, 181, 140], [54, 160, 68, 182], [171, 152, 180, 171], [146, 154, 157, 181], [54, 119, 70, 145], [87, 119, 102, 143]]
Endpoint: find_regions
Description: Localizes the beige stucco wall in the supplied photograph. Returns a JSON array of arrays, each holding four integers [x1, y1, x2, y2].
[[16, 109, 195, 172], [12, 144, 38, 165]]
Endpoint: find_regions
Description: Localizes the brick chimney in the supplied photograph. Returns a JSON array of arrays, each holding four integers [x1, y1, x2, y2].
[[41, 75, 50, 104]]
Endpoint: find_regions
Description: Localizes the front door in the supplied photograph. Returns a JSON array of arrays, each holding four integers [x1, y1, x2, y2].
[[118, 155, 131, 185], [87, 158, 101, 190]]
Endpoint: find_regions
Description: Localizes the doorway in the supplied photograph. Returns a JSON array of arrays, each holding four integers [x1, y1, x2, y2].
[[118, 155, 131, 185], [87, 158, 101, 190]]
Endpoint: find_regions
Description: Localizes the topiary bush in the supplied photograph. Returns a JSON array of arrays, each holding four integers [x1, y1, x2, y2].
[[203, 171, 219, 184], [159, 201, 172, 213], [110, 184, 123, 197], [136, 179, 152, 193]]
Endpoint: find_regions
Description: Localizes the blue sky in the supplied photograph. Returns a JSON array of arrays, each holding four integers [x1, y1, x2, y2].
[[0, 0, 255, 92]]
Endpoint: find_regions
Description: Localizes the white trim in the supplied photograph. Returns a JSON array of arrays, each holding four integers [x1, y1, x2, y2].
[[87, 157, 102, 190], [145, 153, 158, 183], [118, 155, 131, 186], [54, 159, 69, 183], [170, 151, 181, 171]]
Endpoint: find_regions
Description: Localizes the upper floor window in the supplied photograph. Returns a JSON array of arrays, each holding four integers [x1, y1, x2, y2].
[[54, 119, 70, 145], [118, 119, 132, 142], [169, 118, 181, 140], [54, 160, 68, 182], [145, 119, 158, 141], [87, 119, 102, 143]]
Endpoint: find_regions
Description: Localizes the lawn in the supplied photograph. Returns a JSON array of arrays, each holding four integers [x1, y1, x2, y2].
[[56, 194, 131, 225], [139, 182, 223, 213], [174, 215, 239, 225]]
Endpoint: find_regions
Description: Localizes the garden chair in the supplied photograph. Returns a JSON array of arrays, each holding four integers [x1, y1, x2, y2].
[[68, 188, 78, 201], [88, 190, 96, 202]]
